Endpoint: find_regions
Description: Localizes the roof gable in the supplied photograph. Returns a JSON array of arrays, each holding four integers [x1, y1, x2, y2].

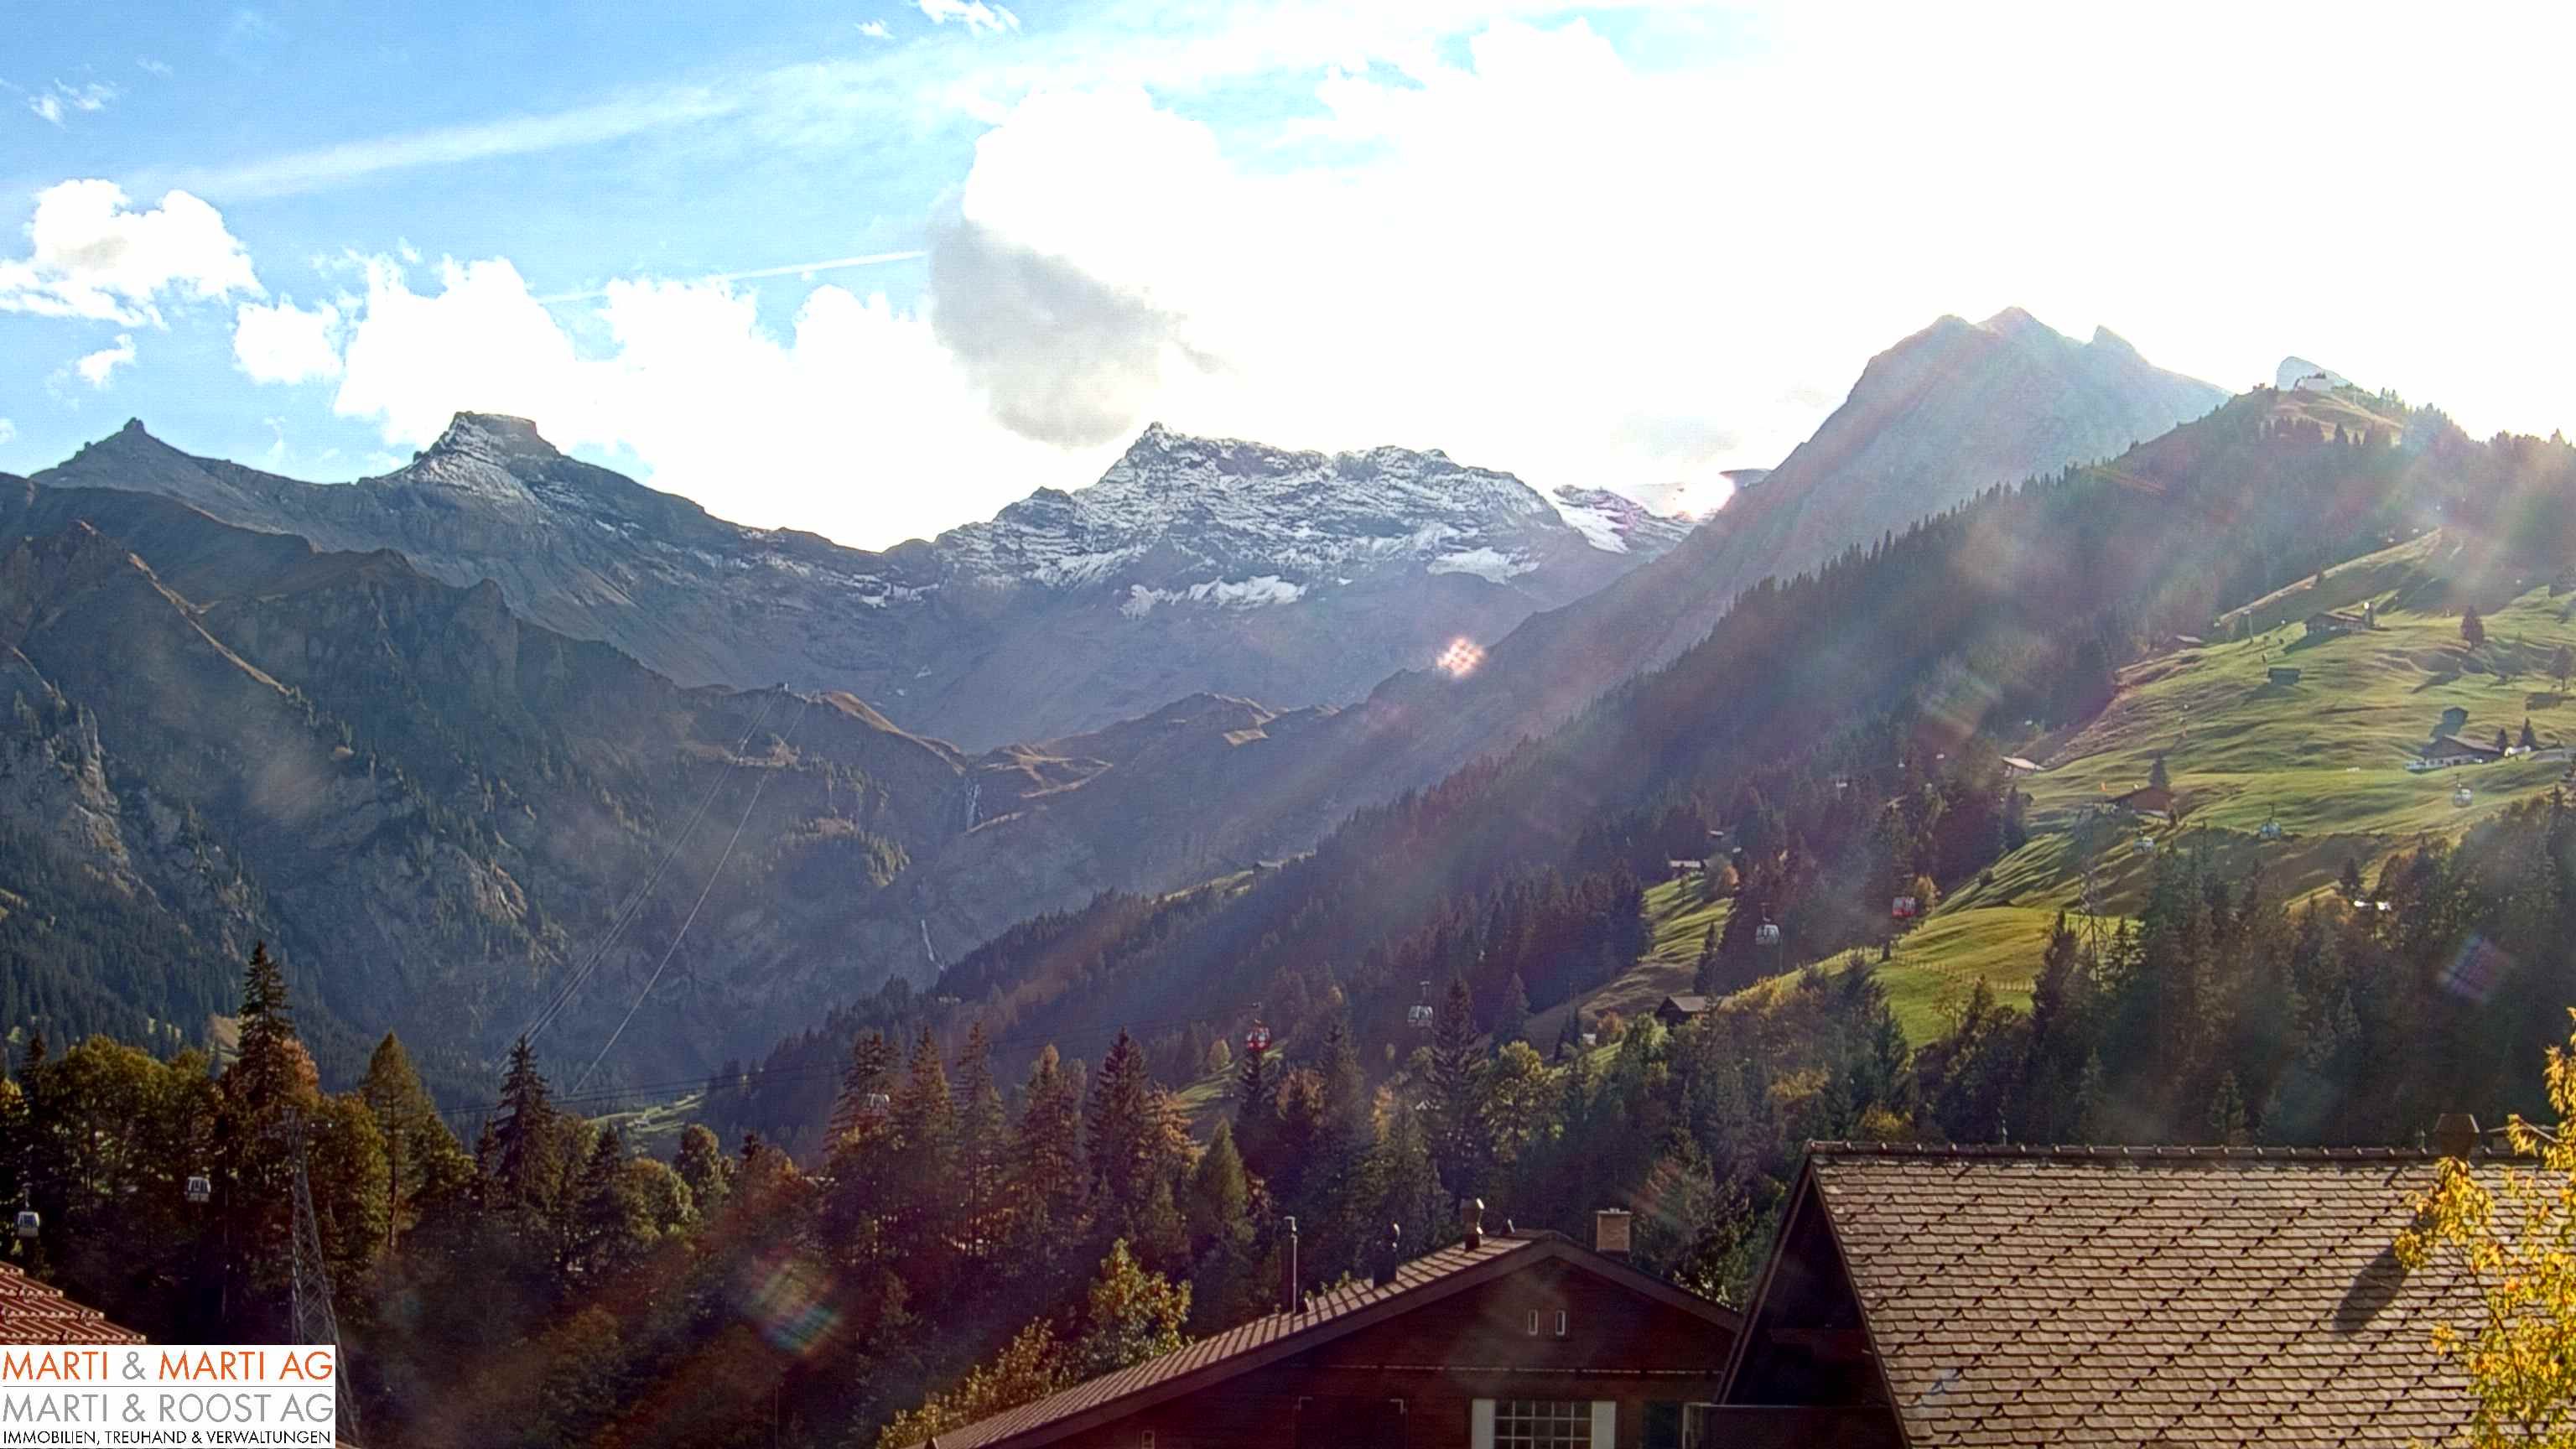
[[0, 1264, 143, 1344], [910, 1233, 1737, 1449], [1732, 1144, 2493, 1447]]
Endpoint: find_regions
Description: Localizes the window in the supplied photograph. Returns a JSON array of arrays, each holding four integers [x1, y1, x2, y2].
[[1524, 1309, 1541, 1336], [1554, 1309, 1569, 1338], [1495, 1400, 1592, 1448]]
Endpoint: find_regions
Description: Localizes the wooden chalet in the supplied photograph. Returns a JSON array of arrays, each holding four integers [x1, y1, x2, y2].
[[2303, 603, 2375, 638], [906, 1209, 1739, 1449], [2102, 783, 2175, 820], [1704, 1141, 2495, 1446], [2418, 733, 2504, 766], [1653, 995, 1711, 1029]]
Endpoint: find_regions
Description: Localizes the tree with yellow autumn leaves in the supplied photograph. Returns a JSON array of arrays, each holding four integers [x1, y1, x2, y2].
[[2399, 1012, 2576, 1446]]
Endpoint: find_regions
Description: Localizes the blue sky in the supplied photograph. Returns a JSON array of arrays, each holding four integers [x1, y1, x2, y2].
[[6, 2, 2573, 548]]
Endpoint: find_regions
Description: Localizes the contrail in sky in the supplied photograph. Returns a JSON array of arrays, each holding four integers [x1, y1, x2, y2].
[[534, 250, 927, 304]]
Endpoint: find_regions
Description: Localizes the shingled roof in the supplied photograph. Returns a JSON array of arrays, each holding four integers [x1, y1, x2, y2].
[[1732, 1143, 2497, 1447], [0, 1261, 143, 1343], [908, 1230, 1736, 1449]]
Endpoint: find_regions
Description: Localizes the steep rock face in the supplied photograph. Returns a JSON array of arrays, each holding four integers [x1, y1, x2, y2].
[[39, 417, 1695, 749], [0, 480, 984, 1083]]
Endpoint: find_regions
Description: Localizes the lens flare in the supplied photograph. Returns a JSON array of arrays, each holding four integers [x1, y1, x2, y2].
[[2438, 934, 2511, 1005], [1437, 637, 1484, 678], [735, 1246, 841, 1355]]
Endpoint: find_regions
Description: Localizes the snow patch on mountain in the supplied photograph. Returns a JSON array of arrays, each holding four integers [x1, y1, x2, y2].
[[1120, 575, 1308, 617], [1428, 547, 1535, 583]]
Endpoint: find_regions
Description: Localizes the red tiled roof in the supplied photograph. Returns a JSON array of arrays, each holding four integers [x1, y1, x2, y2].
[[907, 1231, 1734, 1449], [0, 1262, 144, 1344], [1792, 1143, 2496, 1447]]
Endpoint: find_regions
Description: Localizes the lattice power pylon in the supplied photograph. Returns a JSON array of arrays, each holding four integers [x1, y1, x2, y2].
[[281, 1111, 359, 1443]]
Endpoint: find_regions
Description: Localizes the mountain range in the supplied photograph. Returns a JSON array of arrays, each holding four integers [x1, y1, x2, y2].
[[39, 416, 1691, 750], [3, 308, 2241, 1087]]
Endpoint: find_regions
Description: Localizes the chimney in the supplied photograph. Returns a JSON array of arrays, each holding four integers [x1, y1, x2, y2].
[[1462, 1197, 1485, 1251], [2433, 1114, 2480, 1159], [1372, 1222, 1402, 1287], [1280, 1216, 1300, 1315], [1594, 1208, 1633, 1259]]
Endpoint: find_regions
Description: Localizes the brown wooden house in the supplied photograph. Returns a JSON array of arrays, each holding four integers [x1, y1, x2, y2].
[[906, 1213, 1738, 1449], [1704, 1142, 2495, 1446], [1653, 995, 1711, 1029]]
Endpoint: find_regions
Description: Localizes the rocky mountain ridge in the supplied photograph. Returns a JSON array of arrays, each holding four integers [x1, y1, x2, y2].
[[39, 417, 1695, 749]]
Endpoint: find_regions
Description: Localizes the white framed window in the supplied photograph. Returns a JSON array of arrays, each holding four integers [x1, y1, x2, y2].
[[1524, 1309, 1542, 1336], [1554, 1308, 1569, 1338], [1472, 1398, 1613, 1448]]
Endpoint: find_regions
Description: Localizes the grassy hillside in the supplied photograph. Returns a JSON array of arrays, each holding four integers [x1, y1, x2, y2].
[[1703, 543, 2576, 1043]]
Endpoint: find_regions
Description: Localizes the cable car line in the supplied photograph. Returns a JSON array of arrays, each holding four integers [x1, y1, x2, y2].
[[521, 691, 782, 1047], [571, 698, 812, 1094]]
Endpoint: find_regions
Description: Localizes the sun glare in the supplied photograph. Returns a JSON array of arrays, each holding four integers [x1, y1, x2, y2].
[[1437, 637, 1484, 678]]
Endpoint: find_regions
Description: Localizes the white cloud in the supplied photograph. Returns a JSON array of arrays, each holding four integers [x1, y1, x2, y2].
[[312, 254, 1103, 547], [75, 334, 137, 387], [917, 0, 1019, 36], [232, 297, 343, 383], [0, 180, 262, 325], [137, 57, 174, 77], [0, 418, 15, 445], [26, 81, 117, 127], [857, 19, 892, 39]]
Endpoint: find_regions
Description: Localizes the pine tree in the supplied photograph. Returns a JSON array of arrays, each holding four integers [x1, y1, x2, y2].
[[1086, 1031, 1178, 1234], [2462, 605, 2486, 649], [360, 1032, 470, 1254], [2340, 856, 2366, 901], [2073, 1051, 2110, 1142], [492, 1035, 563, 1217], [1183, 1120, 1257, 1332], [2523, 718, 2541, 750], [1493, 974, 1530, 1047], [826, 1031, 896, 1145], [2148, 755, 2171, 792], [1013, 1045, 1089, 1241], [227, 943, 307, 1119], [1691, 925, 1722, 995], [1426, 978, 1485, 1197], [954, 1022, 1007, 1259], [566, 1125, 630, 1279], [2207, 1072, 2250, 1146]]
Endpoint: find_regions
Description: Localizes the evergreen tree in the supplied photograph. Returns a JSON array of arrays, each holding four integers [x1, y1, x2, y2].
[[359, 1032, 470, 1254], [565, 1124, 631, 1280], [1012, 1045, 1090, 1247], [1493, 974, 1530, 1047], [491, 1035, 562, 1218], [2207, 1071, 2251, 1146], [226, 943, 306, 1119], [1085, 1031, 1182, 1238], [826, 1031, 896, 1145], [2148, 755, 2172, 792], [954, 1022, 1008, 1260], [1426, 978, 1486, 1197], [1691, 925, 1722, 995], [2462, 605, 2486, 648], [2523, 717, 2541, 750]]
